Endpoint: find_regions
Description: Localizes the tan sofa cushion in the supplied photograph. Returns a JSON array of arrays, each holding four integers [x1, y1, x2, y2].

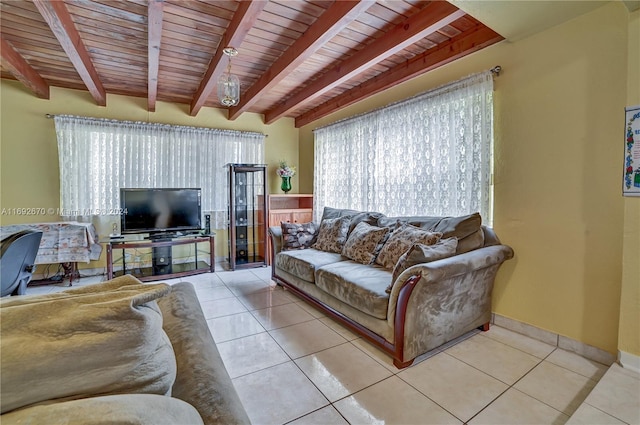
[[0, 276, 175, 414], [375, 224, 442, 269], [342, 222, 390, 265], [0, 394, 204, 425], [313, 216, 351, 253], [386, 237, 459, 293], [378, 212, 483, 254], [315, 261, 391, 320], [276, 248, 345, 283]]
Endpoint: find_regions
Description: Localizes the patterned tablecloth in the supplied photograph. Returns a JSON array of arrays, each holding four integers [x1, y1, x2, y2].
[[0, 222, 102, 264]]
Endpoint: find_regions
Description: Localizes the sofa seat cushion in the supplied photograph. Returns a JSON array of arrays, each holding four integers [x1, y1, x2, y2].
[[0, 394, 204, 425], [315, 261, 391, 320], [276, 248, 346, 283], [0, 275, 176, 414]]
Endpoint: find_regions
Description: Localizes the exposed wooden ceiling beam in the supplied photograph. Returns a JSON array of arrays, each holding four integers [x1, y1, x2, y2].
[[0, 36, 49, 99], [263, 2, 466, 125], [295, 25, 504, 128], [32, 0, 106, 106], [228, 0, 376, 121], [147, 0, 164, 112], [189, 0, 267, 117]]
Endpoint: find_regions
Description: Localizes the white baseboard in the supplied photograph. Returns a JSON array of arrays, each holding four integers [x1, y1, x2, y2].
[[618, 350, 640, 374]]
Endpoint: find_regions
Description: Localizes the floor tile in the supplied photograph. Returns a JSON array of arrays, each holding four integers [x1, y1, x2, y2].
[[249, 266, 273, 281], [198, 297, 248, 319], [318, 317, 359, 341], [350, 337, 397, 373], [225, 279, 274, 296], [582, 363, 640, 424], [398, 352, 509, 422], [251, 302, 315, 331], [181, 271, 224, 286], [480, 325, 556, 359], [193, 285, 235, 302], [294, 300, 328, 319], [233, 362, 329, 425], [217, 269, 266, 285], [270, 320, 347, 359], [445, 334, 541, 384], [206, 311, 266, 343], [237, 287, 295, 311], [514, 360, 597, 415], [334, 376, 461, 424], [566, 403, 626, 424], [216, 332, 289, 379], [469, 388, 569, 425], [295, 342, 393, 402], [287, 406, 349, 425], [545, 348, 609, 380]]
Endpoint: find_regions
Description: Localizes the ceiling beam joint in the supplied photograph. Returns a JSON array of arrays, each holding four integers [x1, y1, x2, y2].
[[0, 36, 50, 99]]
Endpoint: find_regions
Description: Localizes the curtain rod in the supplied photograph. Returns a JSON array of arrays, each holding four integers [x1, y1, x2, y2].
[[44, 114, 267, 137]]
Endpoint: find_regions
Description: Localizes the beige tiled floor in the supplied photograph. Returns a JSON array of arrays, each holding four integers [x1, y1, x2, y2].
[[28, 267, 640, 425]]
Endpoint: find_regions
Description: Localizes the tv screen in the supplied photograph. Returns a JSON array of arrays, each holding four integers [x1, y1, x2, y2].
[[120, 188, 202, 235]]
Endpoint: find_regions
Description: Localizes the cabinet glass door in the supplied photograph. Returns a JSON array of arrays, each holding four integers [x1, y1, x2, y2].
[[227, 164, 267, 270]]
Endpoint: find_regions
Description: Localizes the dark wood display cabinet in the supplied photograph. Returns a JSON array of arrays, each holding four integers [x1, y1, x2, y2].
[[227, 163, 268, 270], [106, 234, 215, 282]]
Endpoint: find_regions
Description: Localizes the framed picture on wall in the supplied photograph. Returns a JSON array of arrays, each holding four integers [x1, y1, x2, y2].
[[623, 105, 640, 197]]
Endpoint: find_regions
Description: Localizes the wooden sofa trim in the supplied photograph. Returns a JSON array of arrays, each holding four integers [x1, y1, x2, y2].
[[271, 272, 423, 369]]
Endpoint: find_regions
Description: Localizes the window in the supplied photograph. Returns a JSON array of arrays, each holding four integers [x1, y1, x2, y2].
[[54, 116, 264, 229], [314, 71, 494, 223]]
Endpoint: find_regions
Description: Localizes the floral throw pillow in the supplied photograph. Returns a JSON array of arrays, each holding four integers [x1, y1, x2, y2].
[[375, 223, 442, 270], [386, 237, 458, 293], [312, 216, 351, 254], [342, 222, 390, 265], [281, 221, 318, 251]]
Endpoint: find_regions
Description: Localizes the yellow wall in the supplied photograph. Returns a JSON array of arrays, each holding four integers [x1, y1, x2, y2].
[[0, 81, 300, 263], [300, 2, 631, 355], [619, 9, 640, 359], [1, 2, 636, 358]]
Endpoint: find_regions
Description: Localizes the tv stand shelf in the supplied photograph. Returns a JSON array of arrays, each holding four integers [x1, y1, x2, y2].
[[106, 234, 214, 282]]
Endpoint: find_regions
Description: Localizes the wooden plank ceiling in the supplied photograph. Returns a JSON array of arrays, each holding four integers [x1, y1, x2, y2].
[[0, 0, 503, 127]]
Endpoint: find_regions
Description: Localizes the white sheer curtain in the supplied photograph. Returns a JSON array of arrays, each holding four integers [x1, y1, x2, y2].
[[54, 115, 264, 230], [314, 71, 494, 223]]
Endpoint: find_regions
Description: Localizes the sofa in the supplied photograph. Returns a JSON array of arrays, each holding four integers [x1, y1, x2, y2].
[[0, 275, 250, 425], [269, 207, 514, 369]]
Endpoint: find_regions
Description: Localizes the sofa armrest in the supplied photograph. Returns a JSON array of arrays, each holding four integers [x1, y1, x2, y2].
[[158, 282, 251, 425], [387, 244, 514, 362], [269, 226, 283, 259], [395, 244, 514, 287]]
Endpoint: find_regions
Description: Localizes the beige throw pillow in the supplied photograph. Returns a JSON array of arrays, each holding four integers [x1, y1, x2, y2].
[[386, 237, 459, 293], [375, 223, 442, 270], [312, 216, 351, 254], [342, 222, 390, 265], [0, 275, 176, 414]]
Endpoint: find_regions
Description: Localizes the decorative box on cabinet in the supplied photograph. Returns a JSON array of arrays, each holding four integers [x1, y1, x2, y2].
[[227, 164, 268, 270]]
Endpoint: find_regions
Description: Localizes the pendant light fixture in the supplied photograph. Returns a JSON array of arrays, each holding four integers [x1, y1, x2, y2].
[[217, 47, 240, 107]]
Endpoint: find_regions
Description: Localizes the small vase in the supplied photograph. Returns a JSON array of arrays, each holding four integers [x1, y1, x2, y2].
[[280, 176, 291, 194]]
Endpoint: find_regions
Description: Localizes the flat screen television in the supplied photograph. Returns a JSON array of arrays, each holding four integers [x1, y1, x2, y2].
[[120, 188, 202, 237]]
